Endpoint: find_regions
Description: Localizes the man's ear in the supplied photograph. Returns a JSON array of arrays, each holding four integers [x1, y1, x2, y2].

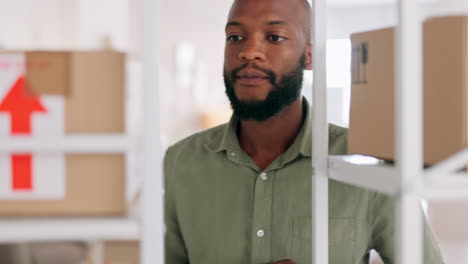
[[305, 44, 312, 70]]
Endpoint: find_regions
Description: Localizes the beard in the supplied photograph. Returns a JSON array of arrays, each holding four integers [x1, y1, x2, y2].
[[223, 54, 306, 122]]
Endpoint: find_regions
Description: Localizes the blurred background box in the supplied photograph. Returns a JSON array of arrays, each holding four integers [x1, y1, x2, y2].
[[0, 51, 127, 216], [102, 241, 139, 264], [87, 241, 139, 264], [0, 241, 139, 264], [30, 242, 86, 264], [348, 16, 468, 166], [0, 242, 86, 264]]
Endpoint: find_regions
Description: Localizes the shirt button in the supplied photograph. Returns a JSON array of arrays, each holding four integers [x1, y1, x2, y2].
[[260, 172, 268, 180], [257, 229, 265, 237], [230, 152, 236, 156]]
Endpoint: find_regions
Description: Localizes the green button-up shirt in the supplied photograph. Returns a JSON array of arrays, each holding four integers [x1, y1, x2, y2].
[[164, 99, 444, 264]]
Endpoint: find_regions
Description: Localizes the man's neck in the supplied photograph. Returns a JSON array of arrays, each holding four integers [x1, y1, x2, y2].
[[238, 98, 304, 170]]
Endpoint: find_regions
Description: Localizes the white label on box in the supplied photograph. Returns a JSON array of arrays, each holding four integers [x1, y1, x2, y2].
[[0, 53, 65, 200]]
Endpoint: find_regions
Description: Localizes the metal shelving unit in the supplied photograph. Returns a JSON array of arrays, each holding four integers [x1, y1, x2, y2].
[[0, 136, 131, 153], [139, 0, 164, 263], [0, 0, 163, 263], [0, 218, 139, 243], [328, 155, 399, 195], [311, 0, 329, 263], [0, 134, 144, 264], [0, 133, 144, 264], [313, 0, 468, 263]]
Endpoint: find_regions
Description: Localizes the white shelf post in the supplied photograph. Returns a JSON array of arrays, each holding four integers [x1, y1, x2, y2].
[[88, 241, 105, 264], [140, 0, 164, 263], [395, 0, 424, 263], [311, 0, 329, 263]]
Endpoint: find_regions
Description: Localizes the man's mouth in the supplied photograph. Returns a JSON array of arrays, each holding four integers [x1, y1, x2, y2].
[[236, 69, 270, 85]]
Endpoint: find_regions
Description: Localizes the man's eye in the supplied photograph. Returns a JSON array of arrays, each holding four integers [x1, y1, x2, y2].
[[268, 35, 287, 42], [227, 35, 243, 42]]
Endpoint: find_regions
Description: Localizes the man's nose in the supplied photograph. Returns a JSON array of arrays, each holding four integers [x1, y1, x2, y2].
[[238, 38, 266, 62]]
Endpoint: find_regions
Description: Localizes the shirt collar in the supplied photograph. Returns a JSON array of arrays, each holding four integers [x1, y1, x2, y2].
[[205, 97, 312, 159]]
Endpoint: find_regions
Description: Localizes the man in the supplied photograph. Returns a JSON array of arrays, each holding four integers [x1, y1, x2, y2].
[[164, 0, 445, 263]]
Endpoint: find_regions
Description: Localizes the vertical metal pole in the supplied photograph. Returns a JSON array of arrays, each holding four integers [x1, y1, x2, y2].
[[89, 241, 105, 264], [140, 0, 164, 263], [311, 0, 328, 263], [395, 0, 423, 263]]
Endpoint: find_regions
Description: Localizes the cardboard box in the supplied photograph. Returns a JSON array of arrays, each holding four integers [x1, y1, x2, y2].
[[0, 242, 139, 264], [30, 242, 86, 264], [0, 242, 86, 264], [87, 241, 139, 264], [349, 16, 468, 166], [0, 51, 126, 215]]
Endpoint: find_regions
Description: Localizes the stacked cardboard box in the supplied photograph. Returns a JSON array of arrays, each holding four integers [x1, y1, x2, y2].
[[349, 16, 468, 166], [0, 51, 126, 215], [103, 241, 139, 264]]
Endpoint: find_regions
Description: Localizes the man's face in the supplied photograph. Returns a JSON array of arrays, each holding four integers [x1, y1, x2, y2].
[[223, 0, 312, 121]]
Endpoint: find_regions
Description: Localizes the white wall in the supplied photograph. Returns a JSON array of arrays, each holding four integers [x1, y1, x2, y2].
[[77, 0, 129, 50], [0, 0, 129, 50], [0, 0, 77, 49]]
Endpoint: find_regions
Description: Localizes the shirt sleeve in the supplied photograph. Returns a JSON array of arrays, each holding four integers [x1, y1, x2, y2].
[[369, 192, 445, 263], [164, 146, 190, 264]]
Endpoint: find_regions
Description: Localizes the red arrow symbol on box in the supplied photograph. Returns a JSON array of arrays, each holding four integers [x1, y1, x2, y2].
[[0, 76, 47, 191], [10, 154, 33, 190], [0, 76, 47, 134]]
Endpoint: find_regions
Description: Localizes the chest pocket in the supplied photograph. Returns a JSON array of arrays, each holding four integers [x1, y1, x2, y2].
[[291, 217, 356, 264]]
